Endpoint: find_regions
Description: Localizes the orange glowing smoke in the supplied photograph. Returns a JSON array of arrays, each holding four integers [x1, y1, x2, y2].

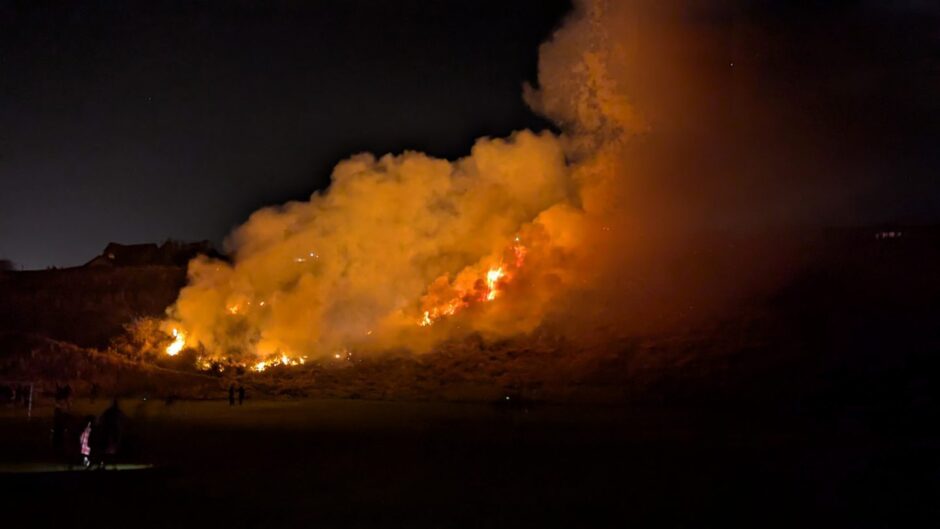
[[160, 0, 643, 363]]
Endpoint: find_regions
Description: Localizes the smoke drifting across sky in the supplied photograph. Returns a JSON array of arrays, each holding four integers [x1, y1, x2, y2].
[[167, 0, 940, 360]]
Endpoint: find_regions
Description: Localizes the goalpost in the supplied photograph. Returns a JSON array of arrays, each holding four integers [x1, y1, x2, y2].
[[0, 380, 35, 420]]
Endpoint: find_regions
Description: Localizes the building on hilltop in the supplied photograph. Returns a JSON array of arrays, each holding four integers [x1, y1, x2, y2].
[[84, 240, 221, 268]]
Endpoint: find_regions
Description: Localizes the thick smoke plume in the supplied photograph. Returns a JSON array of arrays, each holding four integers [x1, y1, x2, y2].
[[168, 130, 588, 359], [168, 0, 900, 361]]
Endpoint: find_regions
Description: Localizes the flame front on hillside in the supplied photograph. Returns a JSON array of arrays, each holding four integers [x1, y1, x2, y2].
[[162, 324, 308, 372], [252, 354, 306, 372], [159, 234, 530, 368]]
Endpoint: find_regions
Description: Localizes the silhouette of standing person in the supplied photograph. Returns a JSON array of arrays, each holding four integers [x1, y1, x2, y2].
[[238, 385, 245, 405], [228, 383, 235, 406], [79, 416, 93, 468], [96, 398, 124, 468]]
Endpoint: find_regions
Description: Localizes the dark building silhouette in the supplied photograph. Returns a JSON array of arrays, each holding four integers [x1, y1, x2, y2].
[[84, 241, 223, 268]]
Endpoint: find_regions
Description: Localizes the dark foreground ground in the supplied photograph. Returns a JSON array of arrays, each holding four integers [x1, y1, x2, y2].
[[1, 398, 937, 528]]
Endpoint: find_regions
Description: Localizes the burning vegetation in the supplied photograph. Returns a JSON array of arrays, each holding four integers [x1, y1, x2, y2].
[[141, 0, 860, 374], [418, 236, 527, 327], [146, 0, 697, 370], [160, 125, 592, 369]]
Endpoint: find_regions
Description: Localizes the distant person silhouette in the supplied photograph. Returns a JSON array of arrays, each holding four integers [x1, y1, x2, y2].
[[95, 398, 125, 468], [229, 384, 236, 406], [238, 385, 245, 405]]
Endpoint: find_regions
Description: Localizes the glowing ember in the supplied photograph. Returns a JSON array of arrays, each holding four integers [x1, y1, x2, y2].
[[165, 328, 185, 356], [512, 239, 527, 268]]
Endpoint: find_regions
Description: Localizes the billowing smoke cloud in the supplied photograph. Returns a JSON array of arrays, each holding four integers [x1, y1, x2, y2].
[[167, 129, 589, 359], [167, 0, 934, 361]]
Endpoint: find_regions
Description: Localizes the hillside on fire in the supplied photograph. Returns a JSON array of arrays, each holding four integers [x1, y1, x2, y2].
[[2, 226, 938, 409]]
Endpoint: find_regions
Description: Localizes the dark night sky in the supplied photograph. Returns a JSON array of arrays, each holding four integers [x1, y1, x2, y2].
[[0, 0, 568, 269], [2, 0, 939, 269]]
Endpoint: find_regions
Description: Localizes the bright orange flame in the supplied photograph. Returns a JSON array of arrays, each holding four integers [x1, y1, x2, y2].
[[485, 266, 504, 301], [418, 298, 470, 327], [418, 238, 526, 326], [165, 328, 185, 357]]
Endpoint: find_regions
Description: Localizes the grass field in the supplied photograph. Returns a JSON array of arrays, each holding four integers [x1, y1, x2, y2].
[[1, 397, 936, 528]]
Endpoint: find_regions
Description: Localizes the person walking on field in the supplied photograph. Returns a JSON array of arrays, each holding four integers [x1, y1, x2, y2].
[[238, 385, 245, 406], [79, 416, 93, 468], [229, 383, 236, 406], [95, 398, 125, 468]]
